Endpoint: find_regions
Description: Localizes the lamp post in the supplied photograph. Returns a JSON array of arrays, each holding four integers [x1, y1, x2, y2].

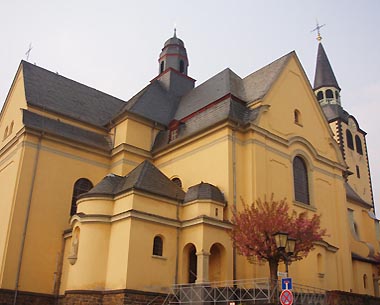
[[273, 232, 296, 276]]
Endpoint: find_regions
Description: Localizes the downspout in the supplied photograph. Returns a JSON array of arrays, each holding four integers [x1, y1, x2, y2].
[[232, 127, 237, 281], [174, 195, 180, 285], [13, 133, 42, 305]]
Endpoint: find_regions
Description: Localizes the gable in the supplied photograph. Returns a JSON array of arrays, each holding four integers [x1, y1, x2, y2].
[[256, 54, 344, 164], [0, 64, 27, 150]]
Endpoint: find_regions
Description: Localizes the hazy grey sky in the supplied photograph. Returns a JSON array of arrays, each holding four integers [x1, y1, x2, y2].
[[1, 0, 379, 212]]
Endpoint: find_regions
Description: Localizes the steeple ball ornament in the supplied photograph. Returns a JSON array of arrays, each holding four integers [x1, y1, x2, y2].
[[311, 21, 325, 43], [159, 30, 189, 75]]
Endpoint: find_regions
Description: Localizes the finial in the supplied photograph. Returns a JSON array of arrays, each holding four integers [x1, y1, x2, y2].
[[311, 20, 325, 42], [174, 24, 177, 38]]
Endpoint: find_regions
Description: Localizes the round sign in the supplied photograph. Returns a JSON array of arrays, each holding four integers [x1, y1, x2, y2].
[[280, 289, 293, 305]]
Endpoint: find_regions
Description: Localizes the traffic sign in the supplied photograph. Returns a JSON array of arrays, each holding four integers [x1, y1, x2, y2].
[[281, 277, 293, 290], [277, 271, 288, 277], [280, 289, 293, 305]]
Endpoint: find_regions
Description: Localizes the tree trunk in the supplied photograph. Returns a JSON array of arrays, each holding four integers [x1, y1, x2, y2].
[[268, 259, 279, 303]]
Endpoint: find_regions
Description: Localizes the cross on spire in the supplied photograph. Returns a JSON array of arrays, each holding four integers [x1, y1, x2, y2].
[[311, 21, 325, 42], [25, 43, 33, 61]]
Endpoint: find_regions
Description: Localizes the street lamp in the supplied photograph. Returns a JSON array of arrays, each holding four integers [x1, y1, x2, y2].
[[273, 232, 296, 276]]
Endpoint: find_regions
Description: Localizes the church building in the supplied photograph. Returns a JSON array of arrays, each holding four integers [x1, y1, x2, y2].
[[0, 31, 379, 304]]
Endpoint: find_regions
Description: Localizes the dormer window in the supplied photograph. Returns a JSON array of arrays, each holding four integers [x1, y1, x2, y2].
[[169, 129, 178, 141]]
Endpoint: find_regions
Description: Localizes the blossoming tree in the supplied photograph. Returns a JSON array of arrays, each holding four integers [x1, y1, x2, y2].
[[230, 196, 327, 282]]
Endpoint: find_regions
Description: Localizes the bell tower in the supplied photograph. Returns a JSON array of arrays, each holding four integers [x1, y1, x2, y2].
[[154, 30, 195, 97], [313, 34, 374, 206], [158, 29, 189, 75]]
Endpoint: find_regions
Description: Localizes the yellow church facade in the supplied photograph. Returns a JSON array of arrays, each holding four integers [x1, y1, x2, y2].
[[0, 33, 379, 304]]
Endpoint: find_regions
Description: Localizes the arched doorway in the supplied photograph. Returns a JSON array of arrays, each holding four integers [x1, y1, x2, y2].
[[209, 243, 226, 283], [183, 243, 197, 283]]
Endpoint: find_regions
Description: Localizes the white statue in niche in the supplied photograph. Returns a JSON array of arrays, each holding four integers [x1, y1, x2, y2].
[[68, 227, 80, 265]]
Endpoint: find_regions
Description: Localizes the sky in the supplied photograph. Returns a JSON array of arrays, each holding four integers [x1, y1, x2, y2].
[[0, 0, 379, 213]]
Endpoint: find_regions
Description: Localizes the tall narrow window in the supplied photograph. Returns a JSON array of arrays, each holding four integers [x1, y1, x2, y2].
[[9, 121, 14, 134], [153, 235, 163, 256], [356, 165, 360, 178], [363, 274, 368, 289], [293, 156, 310, 204], [70, 178, 93, 216], [355, 135, 363, 155], [326, 89, 333, 99], [316, 91, 324, 101], [179, 60, 185, 73], [294, 109, 302, 125], [160, 61, 165, 74], [346, 130, 354, 150], [3, 126, 8, 140]]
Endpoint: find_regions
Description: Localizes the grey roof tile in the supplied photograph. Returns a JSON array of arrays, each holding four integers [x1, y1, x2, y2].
[[117, 81, 180, 125], [184, 182, 225, 204], [22, 61, 126, 127], [82, 160, 185, 201], [313, 43, 340, 90], [321, 104, 349, 122], [242, 51, 293, 103], [22, 110, 111, 150], [174, 68, 244, 120], [174, 52, 292, 121], [83, 174, 124, 197], [152, 98, 261, 151], [345, 182, 372, 207]]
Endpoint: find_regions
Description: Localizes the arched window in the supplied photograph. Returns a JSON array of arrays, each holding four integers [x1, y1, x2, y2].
[[70, 178, 93, 216], [355, 135, 363, 155], [363, 274, 368, 289], [153, 235, 163, 256], [160, 61, 165, 74], [179, 60, 185, 73], [171, 177, 182, 188], [346, 130, 354, 150], [293, 156, 310, 204], [316, 91, 324, 101], [294, 109, 302, 125], [326, 89, 333, 99]]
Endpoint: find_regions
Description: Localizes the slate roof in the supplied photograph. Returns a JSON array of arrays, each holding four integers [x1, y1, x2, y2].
[[22, 61, 126, 127], [313, 43, 340, 91], [345, 182, 372, 207], [22, 110, 111, 150], [118, 80, 180, 125], [321, 104, 349, 122], [82, 160, 185, 201], [184, 182, 225, 204], [174, 52, 292, 121], [152, 98, 261, 151]]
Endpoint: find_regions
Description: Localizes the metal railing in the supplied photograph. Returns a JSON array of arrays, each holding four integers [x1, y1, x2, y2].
[[167, 278, 327, 305]]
